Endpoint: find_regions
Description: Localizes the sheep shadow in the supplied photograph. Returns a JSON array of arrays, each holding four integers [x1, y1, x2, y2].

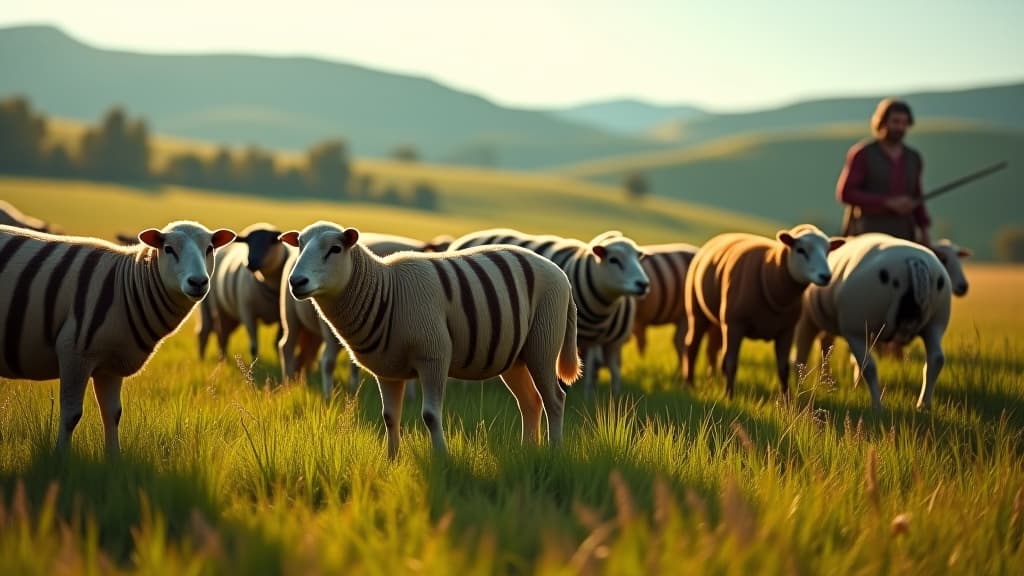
[[0, 446, 285, 571]]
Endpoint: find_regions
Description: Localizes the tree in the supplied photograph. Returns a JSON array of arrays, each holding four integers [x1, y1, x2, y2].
[[411, 181, 440, 211], [624, 171, 650, 200], [0, 96, 47, 174], [79, 107, 151, 181], [44, 144, 75, 178], [306, 139, 350, 199], [206, 147, 235, 190], [234, 146, 277, 195], [391, 144, 419, 163], [162, 152, 206, 187], [994, 227, 1024, 263]]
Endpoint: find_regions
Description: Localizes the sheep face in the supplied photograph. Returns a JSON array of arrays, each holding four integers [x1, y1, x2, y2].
[[236, 225, 286, 274], [931, 240, 971, 297], [139, 222, 236, 302], [777, 226, 844, 287], [590, 236, 650, 297], [281, 222, 360, 301]]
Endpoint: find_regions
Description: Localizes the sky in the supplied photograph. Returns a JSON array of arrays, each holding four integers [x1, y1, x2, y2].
[[2, 0, 1022, 112]]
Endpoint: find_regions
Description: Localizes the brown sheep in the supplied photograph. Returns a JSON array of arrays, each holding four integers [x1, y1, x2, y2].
[[629, 242, 699, 372], [682, 224, 844, 400]]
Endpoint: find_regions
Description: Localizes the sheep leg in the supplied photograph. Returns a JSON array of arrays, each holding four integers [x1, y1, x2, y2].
[[705, 324, 722, 378], [682, 311, 710, 386], [347, 363, 360, 396], [793, 313, 818, 368], [774, 329, 795, 402], [917, 326, 946, 411], [378, 377, 407, 460], [319, 321, 340, 397], [500, 361, 543, 444], [720, 323, 744, 400], [215, 316, 239, 362], [529, 361, 567, 447], [846, 334, 883, 412], [581, 346, 601, 399], [92, 372, 123, 456], [602, 343, 624, 395], [418, 359, 450, 455], [672, 318, 687, 376], [55, 351, 91, 453], [634, 326, 648, 357], [240, 309, 260, 362], [197, 301, 214, 361]]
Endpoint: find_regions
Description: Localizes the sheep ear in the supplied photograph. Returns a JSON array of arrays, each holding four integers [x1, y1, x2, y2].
[[279, 231, 300, 247], [592, 244, 608, 260], [211, 229, 237, 248], [828, 237, 846, 252], [139, 229, 164, 248], [342, 228, 360, 248], [776, 231, 796, 247], [957, 247, 973, 258]]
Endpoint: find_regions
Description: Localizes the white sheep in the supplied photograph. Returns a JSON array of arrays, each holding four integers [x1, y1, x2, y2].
[[198, 222, 287, 362], [278, 232, 450, 399], [794, 233, 954, 411], [683, 224, 843, 400], [281, 221, 581, 459], [447, 228, 649, 398], [0, 221, 236, 454]]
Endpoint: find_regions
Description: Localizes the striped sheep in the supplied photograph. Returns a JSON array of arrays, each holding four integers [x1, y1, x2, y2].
[[794, 233, 954, 411], [0, 221, 236, 454], [448, 228, 649, 397], [0, 200, 62, 234], [281, 221, 581, 459], [198, 222, 287, 362], [682, 224, 843, 400], [278, 232, 450, 400], [629, 242, 699, 372]]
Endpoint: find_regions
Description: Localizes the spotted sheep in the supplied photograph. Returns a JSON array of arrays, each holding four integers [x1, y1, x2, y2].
[[0, 200, 62, 234], [0, 221, 235, 454], [629, 242, 699, 374], [281, 221, 581, 460], [447, 228, 649, 398], [683, 224, 843, 400], [278, 232, 453, 400], [794, 233, 955, 411], [197, 222, 288, 362]]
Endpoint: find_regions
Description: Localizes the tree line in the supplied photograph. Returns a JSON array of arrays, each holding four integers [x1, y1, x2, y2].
[[0, 96, 439, 211]]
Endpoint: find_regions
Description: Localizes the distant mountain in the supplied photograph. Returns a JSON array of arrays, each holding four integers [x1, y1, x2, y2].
[[549, 99, 706, 136], [0, 25, 661, 169], [558, 121, 1021, 261], [648, 82, 1024, 146]]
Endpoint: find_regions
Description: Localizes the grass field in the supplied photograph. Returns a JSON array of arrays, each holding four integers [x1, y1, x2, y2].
[[0, 174, 780, 247], [2, 183, 1023, 574]]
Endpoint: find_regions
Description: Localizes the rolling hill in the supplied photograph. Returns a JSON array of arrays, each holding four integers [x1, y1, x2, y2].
[[549, 99, 706, 135], [643, 82, 1024, 146], [557, 121, 1021, 260], [0, 25, 661, 169]]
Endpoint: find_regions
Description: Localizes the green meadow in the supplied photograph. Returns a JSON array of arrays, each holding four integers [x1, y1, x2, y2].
[[1, 178, 1023, 575]]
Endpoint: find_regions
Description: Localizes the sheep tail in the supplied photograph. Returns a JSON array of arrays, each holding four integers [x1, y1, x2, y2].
[[907, 256, 931, 311], [558, 293, 583, 384]]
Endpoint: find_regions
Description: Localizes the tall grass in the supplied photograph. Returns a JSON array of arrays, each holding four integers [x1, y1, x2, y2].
[[2, 265, 1022, 574]]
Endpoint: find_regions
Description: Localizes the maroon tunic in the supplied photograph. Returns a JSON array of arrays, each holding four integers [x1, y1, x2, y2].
[[836, 139, 931, 240]]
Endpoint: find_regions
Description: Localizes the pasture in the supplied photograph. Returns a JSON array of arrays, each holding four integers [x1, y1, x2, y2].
[[1, 180, 1023, 575]]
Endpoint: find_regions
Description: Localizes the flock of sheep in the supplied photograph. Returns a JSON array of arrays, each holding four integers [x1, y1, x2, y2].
[[0, 199, 972, 459]]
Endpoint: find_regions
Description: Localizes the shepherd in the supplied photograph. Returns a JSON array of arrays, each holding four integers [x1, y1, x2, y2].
[[836, 98, 933, 246]]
